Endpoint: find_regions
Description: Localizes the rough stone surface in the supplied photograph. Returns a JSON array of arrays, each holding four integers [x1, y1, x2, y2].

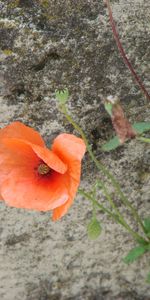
[[0, 0, 150, 299]]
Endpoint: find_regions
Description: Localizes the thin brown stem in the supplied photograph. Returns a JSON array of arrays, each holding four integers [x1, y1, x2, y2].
[[105, 0, 150, 101]]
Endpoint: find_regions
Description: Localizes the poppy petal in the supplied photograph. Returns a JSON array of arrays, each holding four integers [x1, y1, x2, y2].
[[52, 160, 81, 220], [0, 138, 39, 172], [0, 138, 38, 191], [51, 134, 86, 220], [0, 122, 45, 146], [0, 192, 4, 200], [52, 133, 86, 163], [0, 169, 69, 211], [1, 138, 67, 174]]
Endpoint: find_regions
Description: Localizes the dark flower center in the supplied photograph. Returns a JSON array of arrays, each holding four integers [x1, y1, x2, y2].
[[37, 163, 51, 175]]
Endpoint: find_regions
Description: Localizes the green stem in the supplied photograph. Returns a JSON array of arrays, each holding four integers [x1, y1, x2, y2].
[[61, 106, 145, 233], [78, 188, 120, 221], [137, 137, 150, 143], [96, 179, 129, 228], [78, 188, 145, 242]]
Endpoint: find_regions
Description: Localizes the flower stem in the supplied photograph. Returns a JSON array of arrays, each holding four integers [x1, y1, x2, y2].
[[60, 105, 145, 234], [78, 188, 120, 222], [137, 137, 150, 143], [78, 188, 145, 242], [95, 179, 129, 227], [105, 0, 150, 101]]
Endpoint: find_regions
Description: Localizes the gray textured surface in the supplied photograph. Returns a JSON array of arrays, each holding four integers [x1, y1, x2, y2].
[[0, 0, 150, 299]]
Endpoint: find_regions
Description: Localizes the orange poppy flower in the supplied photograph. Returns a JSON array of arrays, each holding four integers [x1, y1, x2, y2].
[[0, 122, 86, 220]]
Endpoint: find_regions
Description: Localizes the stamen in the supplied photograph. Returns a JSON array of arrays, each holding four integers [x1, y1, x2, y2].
[[38, 163, 51, 175]]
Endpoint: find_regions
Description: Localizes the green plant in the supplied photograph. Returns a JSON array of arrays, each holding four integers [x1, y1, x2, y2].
[[55, 89, 150, 282], [54, 0, 150, 284]]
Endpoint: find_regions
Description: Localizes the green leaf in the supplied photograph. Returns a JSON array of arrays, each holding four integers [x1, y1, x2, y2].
[[123, 246, 146, 264], [133, 122, 150, 134], [101, 136, 121, 151], [104, 102, 113, 116], [101, 121, 150, 152], [87, 218, 102, 240], [144, 217, 150, 236], [136, 237, 149, 246]]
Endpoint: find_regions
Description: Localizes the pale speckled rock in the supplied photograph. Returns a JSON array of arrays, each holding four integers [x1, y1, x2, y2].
[[0, 0, 150, 299]]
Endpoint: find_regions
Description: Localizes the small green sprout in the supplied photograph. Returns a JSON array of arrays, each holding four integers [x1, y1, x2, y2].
[[55, 88, 69, 105]]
